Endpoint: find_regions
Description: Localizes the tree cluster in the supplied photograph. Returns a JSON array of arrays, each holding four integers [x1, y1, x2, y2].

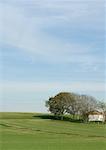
[[46, 92, 106, 121]]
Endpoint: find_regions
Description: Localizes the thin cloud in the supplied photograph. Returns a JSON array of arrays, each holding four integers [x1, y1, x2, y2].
[[1, 81, 105, 93], [0, 1, 104, 64]]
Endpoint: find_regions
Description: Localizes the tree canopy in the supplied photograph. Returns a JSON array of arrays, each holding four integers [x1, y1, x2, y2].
[[46, 92, 105, 121]]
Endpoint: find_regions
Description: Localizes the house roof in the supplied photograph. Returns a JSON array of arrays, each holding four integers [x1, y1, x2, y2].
[[87, 111, 104, 115]]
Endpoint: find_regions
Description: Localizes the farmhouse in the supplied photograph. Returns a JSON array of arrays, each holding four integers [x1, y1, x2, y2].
[[88, 110, 105, 122]]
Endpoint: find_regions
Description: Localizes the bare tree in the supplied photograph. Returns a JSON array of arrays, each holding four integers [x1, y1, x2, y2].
[[78, 95, 98, 121]]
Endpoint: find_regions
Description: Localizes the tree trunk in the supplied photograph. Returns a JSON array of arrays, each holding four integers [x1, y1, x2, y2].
[[61, 115, 64, 120]]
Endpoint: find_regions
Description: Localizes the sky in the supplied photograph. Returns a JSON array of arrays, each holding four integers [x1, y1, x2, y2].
[[0, 0, 105, 112]]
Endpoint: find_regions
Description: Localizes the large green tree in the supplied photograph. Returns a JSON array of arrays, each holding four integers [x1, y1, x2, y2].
[[46, 92, 79, 120]]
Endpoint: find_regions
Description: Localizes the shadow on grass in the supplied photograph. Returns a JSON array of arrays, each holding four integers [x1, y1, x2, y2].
[[33, 114, 83, 123], [0, 123, 11, 127]]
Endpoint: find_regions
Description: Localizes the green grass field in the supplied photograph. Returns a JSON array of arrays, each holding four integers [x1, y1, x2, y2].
[[0, 112, 106, 150]]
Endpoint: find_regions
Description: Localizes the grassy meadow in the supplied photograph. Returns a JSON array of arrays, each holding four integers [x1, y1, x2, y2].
[[0, 112, 106, 150]]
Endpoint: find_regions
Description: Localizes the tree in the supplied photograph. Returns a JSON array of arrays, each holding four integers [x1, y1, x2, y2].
[[78, 95, 98, 121], [65, 93, 81, 119], [97, 101, 106, 118], [97, 101, 106, 111], [46, 92, 76, 120]]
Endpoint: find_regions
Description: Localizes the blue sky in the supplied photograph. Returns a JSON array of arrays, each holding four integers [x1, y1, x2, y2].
[[0, 0, 105, 112]]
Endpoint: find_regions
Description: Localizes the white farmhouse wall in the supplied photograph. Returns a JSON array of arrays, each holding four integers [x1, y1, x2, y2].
[[88, 114, 104, 122]]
